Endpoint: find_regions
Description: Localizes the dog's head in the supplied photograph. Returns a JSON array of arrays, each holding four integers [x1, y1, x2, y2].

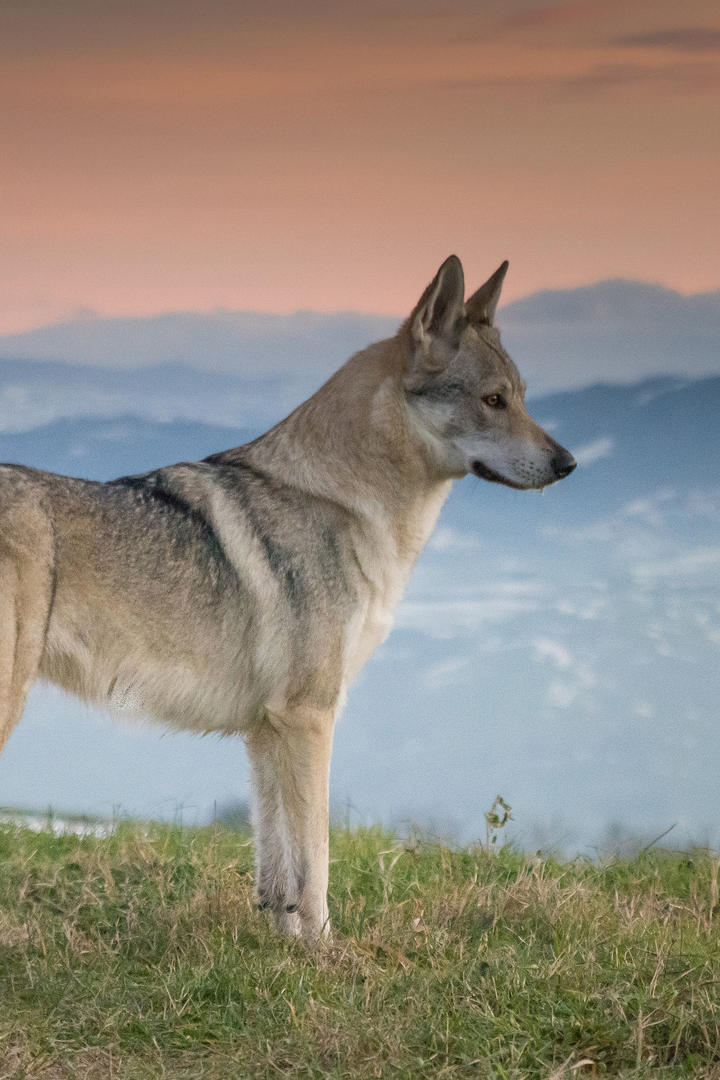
[[401, 255, 576, 490]]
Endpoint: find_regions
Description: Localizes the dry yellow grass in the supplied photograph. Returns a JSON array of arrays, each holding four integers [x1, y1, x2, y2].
[[1, 821, 719, 1078]]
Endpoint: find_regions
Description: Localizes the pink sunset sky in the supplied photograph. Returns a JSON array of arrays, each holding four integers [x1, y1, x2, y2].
[[1, 0, 719, 334]]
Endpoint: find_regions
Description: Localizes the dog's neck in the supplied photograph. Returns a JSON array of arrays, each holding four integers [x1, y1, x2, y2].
[[229, 337, 456, 574]]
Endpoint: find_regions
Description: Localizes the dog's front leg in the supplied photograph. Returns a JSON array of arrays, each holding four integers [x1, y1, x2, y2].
[[246, 723, 302, 937], [246, 706, 335, 941]]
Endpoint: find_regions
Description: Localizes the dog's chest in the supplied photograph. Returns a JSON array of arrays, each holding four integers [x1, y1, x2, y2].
[[340, 483, 453, 687], [340, 546, 414, 686], [342, 591, 397, 684]]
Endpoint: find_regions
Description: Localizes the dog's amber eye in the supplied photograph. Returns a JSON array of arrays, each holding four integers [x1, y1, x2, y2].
[[483, 394, 506, 409]]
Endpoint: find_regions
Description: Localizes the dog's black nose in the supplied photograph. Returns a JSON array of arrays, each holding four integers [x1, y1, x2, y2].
[[552, 452, 577, 479]]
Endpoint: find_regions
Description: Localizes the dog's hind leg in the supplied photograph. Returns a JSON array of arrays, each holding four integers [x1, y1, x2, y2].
[[246, 706, 335, 941], [0, 540, 54, 759]]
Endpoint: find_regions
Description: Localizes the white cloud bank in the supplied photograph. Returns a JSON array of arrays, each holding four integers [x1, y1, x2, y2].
[[573, 437, 614, 466], [632, 545, 720, 583]]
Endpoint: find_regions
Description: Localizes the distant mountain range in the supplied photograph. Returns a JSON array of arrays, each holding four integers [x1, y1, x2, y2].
[[0, 280, 718, 428]]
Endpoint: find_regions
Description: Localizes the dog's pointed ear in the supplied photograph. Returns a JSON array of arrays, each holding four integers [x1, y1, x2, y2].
[[407, 255, 465, 358], [465, 261, 509, 326]]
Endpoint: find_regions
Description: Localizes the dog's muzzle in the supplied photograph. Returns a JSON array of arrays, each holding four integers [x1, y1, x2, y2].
[[471, 443, 577, 489]]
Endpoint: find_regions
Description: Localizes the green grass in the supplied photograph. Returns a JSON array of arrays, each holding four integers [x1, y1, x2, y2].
[[0, 822, 718, 1078]]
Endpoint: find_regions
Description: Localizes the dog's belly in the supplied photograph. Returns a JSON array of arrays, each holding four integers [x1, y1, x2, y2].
[[40, 630, 266, 736], [39, 591, 277, 736]]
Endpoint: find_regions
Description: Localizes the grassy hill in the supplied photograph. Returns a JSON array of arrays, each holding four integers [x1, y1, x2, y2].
[[0, 822, 718, 1078]]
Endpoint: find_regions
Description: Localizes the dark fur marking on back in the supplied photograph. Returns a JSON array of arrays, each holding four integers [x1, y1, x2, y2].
[[320, 527, 352, 597], [212, 463, 308, 615], [258, 527, 306, 613], [205, 455, 353, 609], [109, 473, 231, 573]]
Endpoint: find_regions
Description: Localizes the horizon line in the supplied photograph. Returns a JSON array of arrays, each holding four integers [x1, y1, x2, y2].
[[3, 275, 720, 339]]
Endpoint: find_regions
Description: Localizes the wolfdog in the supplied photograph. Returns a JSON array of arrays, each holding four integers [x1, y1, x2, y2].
[[0, 256, 575, 938]]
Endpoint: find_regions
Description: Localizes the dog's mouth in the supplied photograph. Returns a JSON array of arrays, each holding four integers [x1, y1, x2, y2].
[[471, 460, 525, 490]]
